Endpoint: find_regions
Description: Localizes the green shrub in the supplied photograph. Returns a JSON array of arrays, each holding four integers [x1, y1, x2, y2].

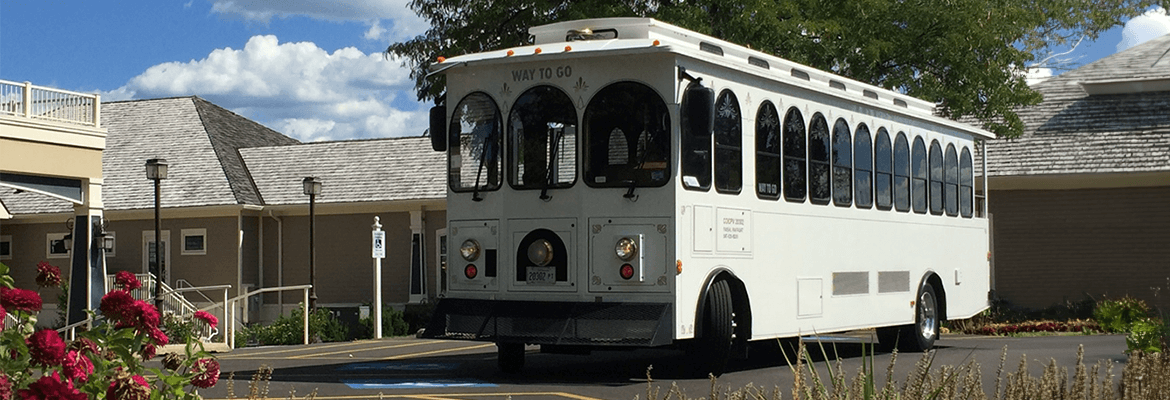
[[163, 312, 198, 344], [1127, 317, 1167, 354], [1093, 297, 1152, 333], [358, 306, 410, 338], [236, 306, 349, 347]]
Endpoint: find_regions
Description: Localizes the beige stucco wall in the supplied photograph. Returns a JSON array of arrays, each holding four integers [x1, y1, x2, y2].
[[0, 137, 103, 181]]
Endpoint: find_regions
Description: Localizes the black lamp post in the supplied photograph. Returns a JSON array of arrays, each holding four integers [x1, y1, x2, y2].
[[146, 158, 168, 310], [302, 176, 322, 309]]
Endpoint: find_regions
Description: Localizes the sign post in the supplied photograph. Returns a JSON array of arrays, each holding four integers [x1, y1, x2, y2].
[[371, 217, 386, 339]]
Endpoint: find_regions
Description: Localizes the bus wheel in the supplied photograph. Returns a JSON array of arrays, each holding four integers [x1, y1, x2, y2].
[[903, 283, 939, 352], [497, 342, 525, 373], [695, 279, 735, 376]]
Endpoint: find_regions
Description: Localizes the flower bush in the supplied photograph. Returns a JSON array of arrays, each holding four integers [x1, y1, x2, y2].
[[0, 261, 220, 399]]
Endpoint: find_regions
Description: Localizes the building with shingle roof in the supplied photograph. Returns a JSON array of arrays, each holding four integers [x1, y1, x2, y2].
[[985, 33, 1170, 310]]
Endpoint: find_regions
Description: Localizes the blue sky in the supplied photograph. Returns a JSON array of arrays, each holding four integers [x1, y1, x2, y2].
[[2, 2, 1168, 142]]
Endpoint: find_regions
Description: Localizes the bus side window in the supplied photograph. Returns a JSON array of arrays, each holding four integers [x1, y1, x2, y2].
[[783, 107, 807, 202], [912, 136, 928, 214], [755, 101, 781, 199], [945, 144, 959, 216], [873, 128, 892, 210], [929, 140, 944, 215], [893, 132, 911, 212], [809, 113, 831, 205], [959, 147, 974, 218], [714, 90, 743, 194], [853, 124, 873, 208], [681, 83, 714, 190], [832, 118, 852, 207]]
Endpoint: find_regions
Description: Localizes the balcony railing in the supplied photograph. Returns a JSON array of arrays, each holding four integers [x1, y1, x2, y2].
[[0, 79, 100, 128]]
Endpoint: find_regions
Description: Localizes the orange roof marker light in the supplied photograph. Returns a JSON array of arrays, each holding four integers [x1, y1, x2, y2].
[[676, 260, 683, 274], [653, 40, 661, 46], [535, 47, 543, 54], [565, 45, 572, 52], [507, 50, 515, 56], [436, 56, 446, 63]]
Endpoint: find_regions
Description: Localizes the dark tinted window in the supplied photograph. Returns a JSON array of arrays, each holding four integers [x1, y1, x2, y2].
[[912, 137, 928, 214], [960, 147, 974, 218], [680, 83, 711, 190], [714, 90, 742, 194], [832, 118, 852, 207], [508, 85, 578, 189], [873, 128, 892, 210], [449, 92, 502, 192], [893, 132, 910, 212], [583, 82, 671, 188], [755, 102, 781, 199], [945, 144, 959, 216], [853, 124, 873, 208], [783, 107, 806, 201], [809, 113, 831, 205], [929, 140, 944, 215]]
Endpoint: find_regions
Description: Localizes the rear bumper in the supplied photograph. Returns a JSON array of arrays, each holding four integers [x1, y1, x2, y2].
[[421, 299, 674, 347]]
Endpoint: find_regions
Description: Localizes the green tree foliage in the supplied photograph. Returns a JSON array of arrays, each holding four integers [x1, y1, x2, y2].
[[386, 0, 1164, 138]]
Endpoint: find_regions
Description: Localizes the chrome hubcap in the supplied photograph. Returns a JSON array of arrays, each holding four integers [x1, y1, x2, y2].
[[919, 291, 937, 339]]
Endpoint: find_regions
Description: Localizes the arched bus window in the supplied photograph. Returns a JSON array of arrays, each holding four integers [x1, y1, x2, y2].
[[584, 82, 671, 188], [680, 83, 711, 191], [929, 139, 944, 215], [809, 113, 831, 205], [508, 85, 578, 190], [783, 107, 807, 202], [449, 92, 503, 193], [911, 136, 928, 214], [755, 101, 781, 199], [873, 128, 892, 210], [831, 118, 852, 207], [944, 143, 959, 216], [893, 132, 910, 212], [960, 147, 974, 218], [853, 124, 873, 208], [714, 90, 742, 194]]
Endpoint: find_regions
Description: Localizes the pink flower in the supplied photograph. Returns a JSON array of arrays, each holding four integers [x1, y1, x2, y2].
[[106, 375, 150, 400], [114, 271, 141, 291], [99, 290, 134, 321], [16, 371, 86, 400], [0, 287, 42, 313], [0, 373, 12, 400], [62, 351, 93, 384], [26, 330, 66, 368], [35, 262, 62, 288], [194, 310, 218, 329], [189, 358, 220, 388]]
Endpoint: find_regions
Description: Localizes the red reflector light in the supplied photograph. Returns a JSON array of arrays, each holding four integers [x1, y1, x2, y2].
[[620, 264, 635, 280], [464, 264, 478, 279]]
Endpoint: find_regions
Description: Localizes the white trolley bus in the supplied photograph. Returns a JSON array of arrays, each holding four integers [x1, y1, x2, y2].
[[422, 18, 992, 374]]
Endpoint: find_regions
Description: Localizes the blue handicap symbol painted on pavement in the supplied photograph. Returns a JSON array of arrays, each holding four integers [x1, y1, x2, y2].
[[337, 362, 459, 372], [341, 378, 496, 389]]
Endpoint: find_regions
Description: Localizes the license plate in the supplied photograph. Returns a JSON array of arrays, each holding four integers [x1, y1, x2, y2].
[[526, 266, 556, 284]]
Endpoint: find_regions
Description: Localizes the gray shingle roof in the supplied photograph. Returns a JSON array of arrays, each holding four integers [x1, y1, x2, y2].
[[987, 33, 1170, 177], [240, 137, 445, 205]]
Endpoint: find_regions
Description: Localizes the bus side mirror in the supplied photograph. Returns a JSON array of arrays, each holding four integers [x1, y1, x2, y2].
[[682, 84, 714, 142], [430, 105, 447, 152]]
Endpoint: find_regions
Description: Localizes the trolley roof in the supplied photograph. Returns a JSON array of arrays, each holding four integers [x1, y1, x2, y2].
[[432, 18, 996, 140]]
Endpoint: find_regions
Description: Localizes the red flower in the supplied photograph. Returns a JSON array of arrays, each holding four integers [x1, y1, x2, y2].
[[35, 262, 62, 288], [0, 373, 12, 400], [26, 330, 66, 368], [194, 310, 218, 329], [117, 300, 160, 331], [62, 351, 93, 384], [16, 371, 86, 400], [0, 287, 42, 313], [147, 326, 169, 346], [189, 358, 220, 388], [99, 290, 134, 321], [0, 304, 6, 332], [106, 375, 150, 400], [114, 271, 141, 291], [140, 343, 156, 361]]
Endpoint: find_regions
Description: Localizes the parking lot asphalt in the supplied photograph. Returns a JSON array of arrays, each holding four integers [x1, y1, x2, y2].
[[191, 333, 1129, 400]]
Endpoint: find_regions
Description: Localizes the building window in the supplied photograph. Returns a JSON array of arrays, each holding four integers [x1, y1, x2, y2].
[[181, 229, 207, 255], [783, 107, 807, 202], [47, 233, 69, 259], [853, 124, 873, 208], [893, 132, 911, 212], [831, 118, 852, 207], [911, 136, 928, 214], [808, 113, 831, 205], [873, 128, 892, 210], [755, 101, 781, 199], [0, 235, 11, 260], [945, 144, 959, 217], [960, 147, 974, 218], [714, 89, 743, 194], [929, 140, 944, 215]]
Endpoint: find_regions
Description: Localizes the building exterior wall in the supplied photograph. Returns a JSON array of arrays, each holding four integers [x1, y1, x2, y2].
[[990, 186, 1170, 310]]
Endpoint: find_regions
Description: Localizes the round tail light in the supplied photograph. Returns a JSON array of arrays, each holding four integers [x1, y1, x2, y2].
[[464, 264, 478, 279], [620, 264, 635, 280]]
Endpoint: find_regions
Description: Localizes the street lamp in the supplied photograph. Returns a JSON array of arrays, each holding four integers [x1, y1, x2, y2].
[[302, 177, 322, 309], [146, 158, 168, 310]]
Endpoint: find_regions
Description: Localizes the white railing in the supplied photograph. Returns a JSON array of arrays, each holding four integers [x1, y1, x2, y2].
[[167, 284, 232, 343], [226, 285, 312, 349], [3, 313, 19, 332], [0, 79, 100, 128]]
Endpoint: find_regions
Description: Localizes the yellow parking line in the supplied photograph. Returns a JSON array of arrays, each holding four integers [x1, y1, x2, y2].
[[382, 343, 495, 360], [204, 393, 604, 400], [288, 340, 443, 359], [218, 340, 387, 358]]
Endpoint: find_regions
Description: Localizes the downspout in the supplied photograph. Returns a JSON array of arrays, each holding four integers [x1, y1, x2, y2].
[[267, 210, 283, 313]]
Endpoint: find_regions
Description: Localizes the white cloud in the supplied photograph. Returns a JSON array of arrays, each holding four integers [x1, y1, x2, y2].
[[1117, 7, 1170, 52], [106, 34, 428, 141], [209, 0, 428, 42], [1025, 67, 1053, 85]]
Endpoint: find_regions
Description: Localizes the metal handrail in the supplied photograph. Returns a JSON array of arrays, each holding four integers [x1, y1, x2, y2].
[[226, 285, 312, 349], [164, 284, 232, 343], [57, 318, 92, 341]]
